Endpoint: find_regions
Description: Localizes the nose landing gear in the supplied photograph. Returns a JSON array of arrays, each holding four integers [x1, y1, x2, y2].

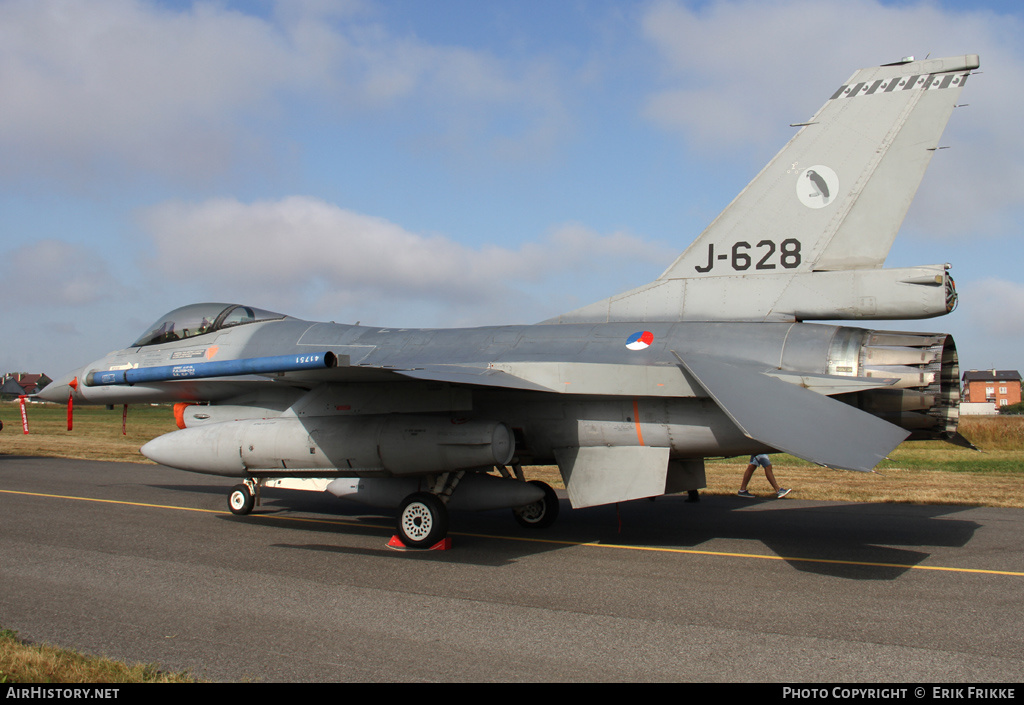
[[227, 481, 257, 515]]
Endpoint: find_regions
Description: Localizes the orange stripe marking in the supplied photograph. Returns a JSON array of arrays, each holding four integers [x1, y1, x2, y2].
[[632, 398, 645, 446]]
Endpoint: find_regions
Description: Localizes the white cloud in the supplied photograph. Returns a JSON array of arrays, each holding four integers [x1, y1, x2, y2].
[[0, 0, 296, 182], [639, 0, 1024, 240], [640, 0, 995, 148], [0, 0, 570, 186], [0, 239, 124, 306], [138, 196, 673, 324]]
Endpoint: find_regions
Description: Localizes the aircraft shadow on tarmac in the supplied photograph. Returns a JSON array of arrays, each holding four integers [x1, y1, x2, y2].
[[154, 482, 983, 578]]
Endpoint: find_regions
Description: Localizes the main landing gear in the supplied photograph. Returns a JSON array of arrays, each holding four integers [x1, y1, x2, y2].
[[394, 471, 463, 548], [396, 492, 449, 548], [222, 470, 561, 550], [512, 480, 560, 529], [392, 468, 560, 549]]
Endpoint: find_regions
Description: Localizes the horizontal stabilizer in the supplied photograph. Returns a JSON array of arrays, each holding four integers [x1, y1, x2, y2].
[[765, 369, 898, 396], [678, 353, 909, 471]]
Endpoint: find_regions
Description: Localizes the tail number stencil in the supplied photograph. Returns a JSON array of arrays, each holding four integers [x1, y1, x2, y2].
[[695, 239, 801, 273]]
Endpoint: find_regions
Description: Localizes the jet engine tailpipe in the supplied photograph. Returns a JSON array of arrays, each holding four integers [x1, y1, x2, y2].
[[829, 328, 961, 441]]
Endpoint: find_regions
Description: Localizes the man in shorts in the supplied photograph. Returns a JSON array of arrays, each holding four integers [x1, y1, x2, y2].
[[738, 454, 791, 498]]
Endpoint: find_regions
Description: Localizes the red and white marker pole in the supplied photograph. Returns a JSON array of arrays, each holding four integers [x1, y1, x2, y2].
[[18, 395, 29, 434]]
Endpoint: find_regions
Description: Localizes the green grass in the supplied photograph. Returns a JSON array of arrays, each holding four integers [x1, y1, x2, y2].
[[705, 416, 1024, 475], [0, 626, 197, 683], [1, 402, 178, 462], [708, 449, 1023, 475], [878, 450, 1022, 475]]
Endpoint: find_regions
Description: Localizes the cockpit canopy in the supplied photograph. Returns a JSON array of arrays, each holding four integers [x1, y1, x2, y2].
[[132, 303, 287, 347]]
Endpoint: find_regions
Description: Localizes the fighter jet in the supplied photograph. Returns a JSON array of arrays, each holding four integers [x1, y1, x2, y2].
[[39, 55, 978, 548]]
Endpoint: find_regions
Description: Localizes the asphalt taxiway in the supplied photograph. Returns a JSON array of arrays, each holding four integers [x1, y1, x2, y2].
[[1, 456, 1022, 682]]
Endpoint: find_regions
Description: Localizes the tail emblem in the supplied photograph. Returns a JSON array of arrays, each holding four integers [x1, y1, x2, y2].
[[797, 166, 838, 209]]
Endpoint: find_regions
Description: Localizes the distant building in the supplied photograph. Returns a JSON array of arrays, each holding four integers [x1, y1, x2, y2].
[[1, 377, 26, 398], [961, 370, 1022, 412], [0, 372, 52, 398], [959, 401, 998, 416]]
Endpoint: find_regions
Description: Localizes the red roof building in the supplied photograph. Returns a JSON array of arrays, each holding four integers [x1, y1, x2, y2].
[[961, 370, 1022, 409], [1, 373, 53, 396]]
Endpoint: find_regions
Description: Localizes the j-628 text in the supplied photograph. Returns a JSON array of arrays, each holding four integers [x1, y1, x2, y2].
[[695, 239, 802, 273]]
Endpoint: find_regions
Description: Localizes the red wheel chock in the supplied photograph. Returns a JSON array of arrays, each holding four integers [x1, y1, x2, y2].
[[387, 535, 452, 551]]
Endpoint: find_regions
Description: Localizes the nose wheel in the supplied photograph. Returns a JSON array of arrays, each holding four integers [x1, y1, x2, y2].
[[227, 482, 256, 515]]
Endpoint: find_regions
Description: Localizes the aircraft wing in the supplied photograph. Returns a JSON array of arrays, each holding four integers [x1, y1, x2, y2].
[[677, 352, 909, 471], [392, 364, 556, 392]]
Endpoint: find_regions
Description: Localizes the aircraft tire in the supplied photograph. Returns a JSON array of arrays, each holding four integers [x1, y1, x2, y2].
[[512, 480, 560, 529], [228, 484, 255, 515], [397, 492, 448, 548]]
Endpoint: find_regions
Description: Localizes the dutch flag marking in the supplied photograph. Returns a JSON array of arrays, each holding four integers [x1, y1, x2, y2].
[[626, 331, 654, 350]]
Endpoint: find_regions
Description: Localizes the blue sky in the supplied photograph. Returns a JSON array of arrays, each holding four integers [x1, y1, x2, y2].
[[2, 0, 1022, 379]]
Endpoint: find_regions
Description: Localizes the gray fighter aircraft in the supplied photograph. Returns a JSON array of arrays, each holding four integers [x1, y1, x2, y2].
[[39, 54, 978, 547]]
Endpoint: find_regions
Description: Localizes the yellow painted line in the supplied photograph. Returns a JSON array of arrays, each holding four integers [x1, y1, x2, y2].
[[5, 488, 1024, 577], [446, 530, 1024, 576], [3, 488, 222, 514], [0, 488, 378, 530]]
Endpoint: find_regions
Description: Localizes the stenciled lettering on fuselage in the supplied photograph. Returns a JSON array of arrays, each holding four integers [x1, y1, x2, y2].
[[170, 349, 208, 360]]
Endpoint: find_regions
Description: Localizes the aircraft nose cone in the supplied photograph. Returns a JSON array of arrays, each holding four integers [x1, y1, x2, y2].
[[140, 435, 172, 466], [35, 371, 79, 403]]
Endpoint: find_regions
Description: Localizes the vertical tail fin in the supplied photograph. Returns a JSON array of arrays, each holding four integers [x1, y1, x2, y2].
[[660, 54, 978, 279], [546, 55, 978, 325]]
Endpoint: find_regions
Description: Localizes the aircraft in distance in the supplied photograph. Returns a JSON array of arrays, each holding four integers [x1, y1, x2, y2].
[[40, 54, 978, 547]]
